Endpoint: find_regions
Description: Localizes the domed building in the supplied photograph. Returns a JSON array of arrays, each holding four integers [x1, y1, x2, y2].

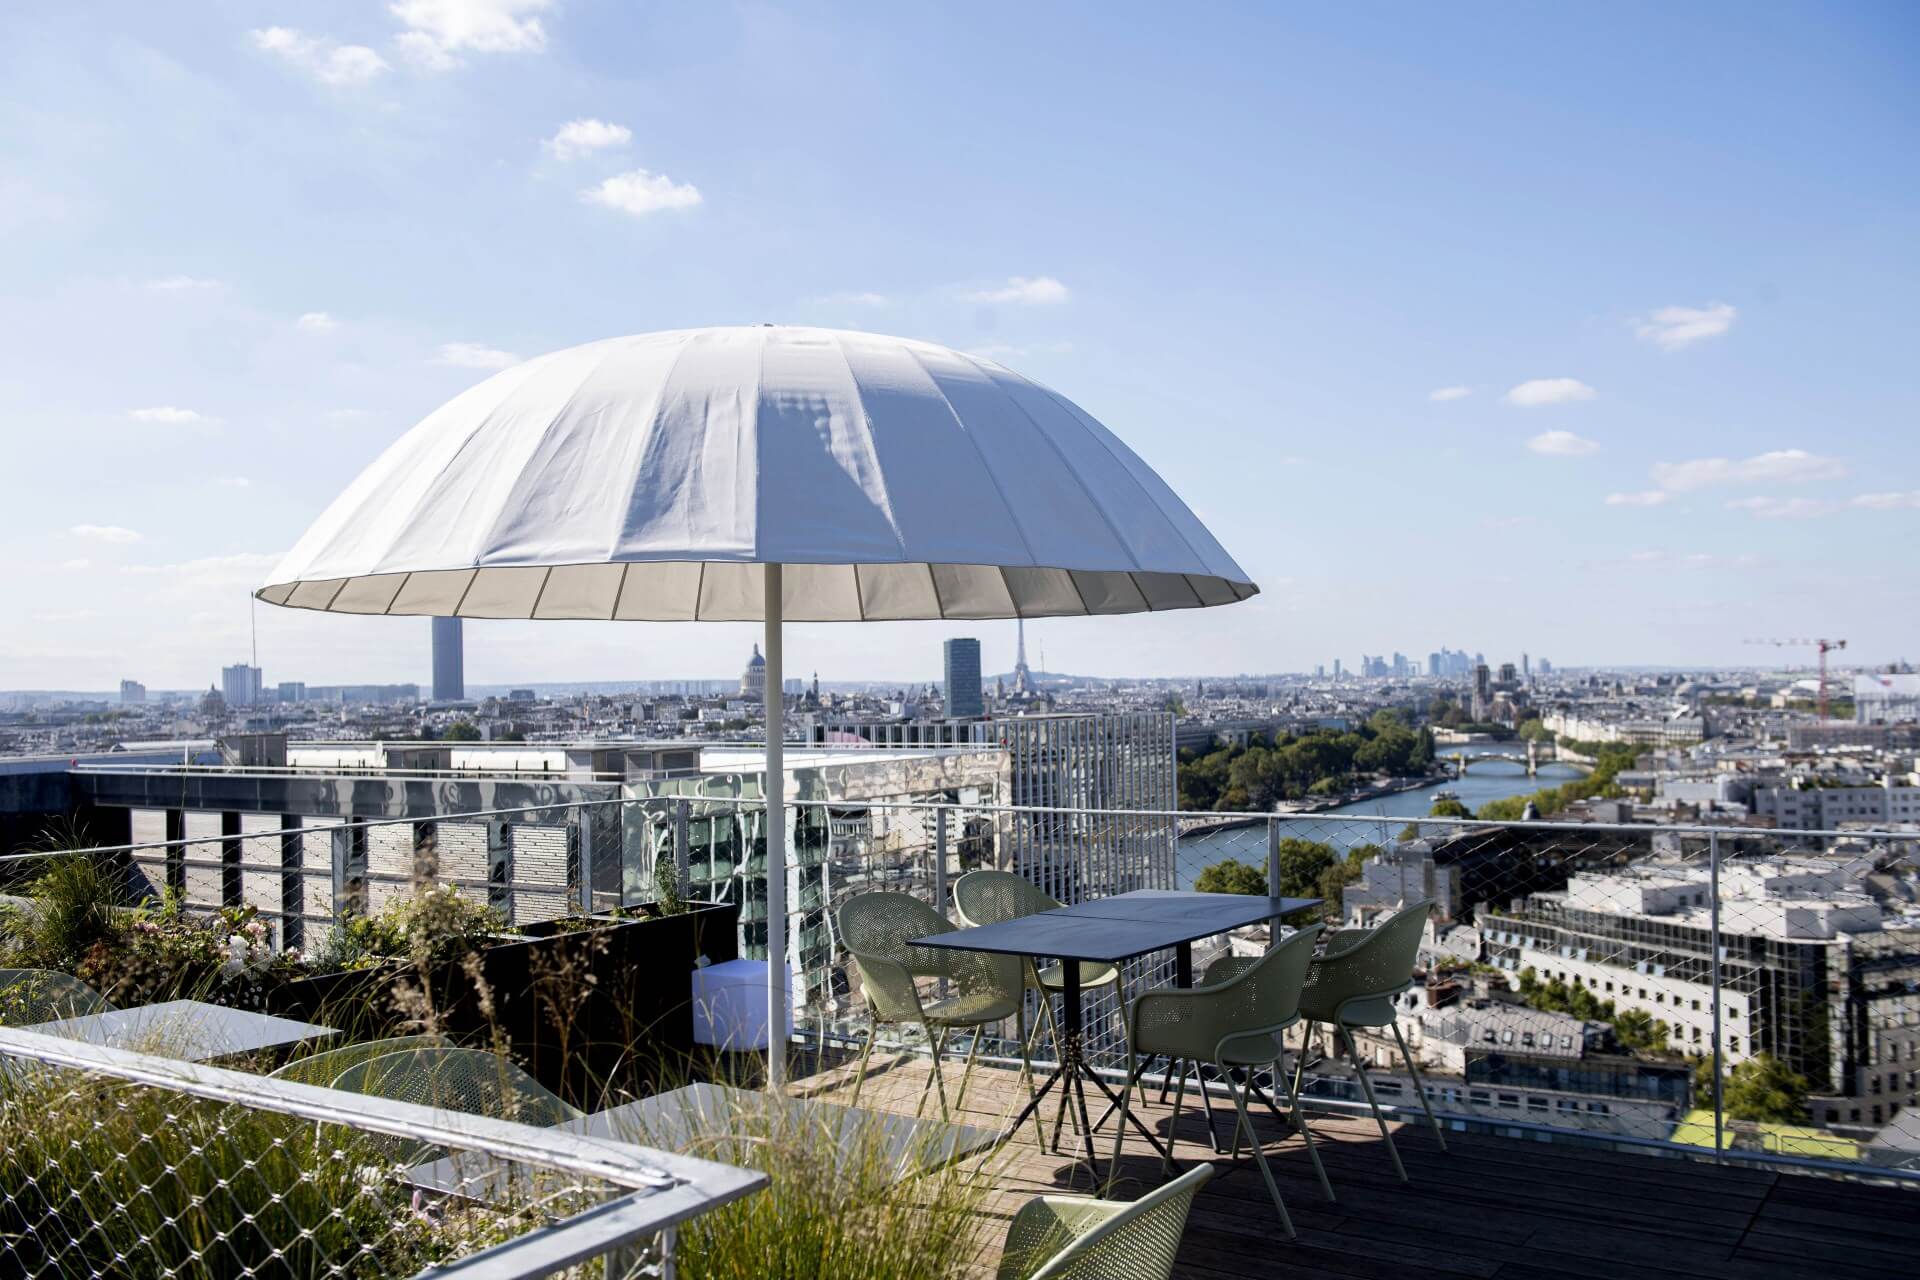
[[739, 643, 767, 702]]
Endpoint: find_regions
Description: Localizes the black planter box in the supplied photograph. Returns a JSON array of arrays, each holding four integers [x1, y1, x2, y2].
[[260, 900, 739, 1107]]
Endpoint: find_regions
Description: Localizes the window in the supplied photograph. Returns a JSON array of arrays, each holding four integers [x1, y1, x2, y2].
[[1502, 1030, 1515, 1044], [1527, 1096, 1549, 1112]]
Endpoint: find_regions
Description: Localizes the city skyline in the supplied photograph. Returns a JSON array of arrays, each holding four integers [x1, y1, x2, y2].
[[2, 4, 1915, 688]]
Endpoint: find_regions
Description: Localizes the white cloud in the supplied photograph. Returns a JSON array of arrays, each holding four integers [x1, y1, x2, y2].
[[1428, 386, 1471, 402], [59, 559, 90, 571], [817, 291, 891, 307], [215, 476, 252, 489], [963, 276, 1071, 305], [433, 341, 520, 370], [1726, 496, 1830, 520], [1649, 448, 1846, 492], [1526, 429, 1601, 457], [1851, 491, 1920, 510], [128, 406, 213, 426], [145, 275, 221, 292], [71, 524, 142, 544], [1620, 549, 1761, 570], [392, 0, 553, 69], [1605, 490, 1671, 507], [1504, 378, 1597, 407], [545, 118, 631, 160], [296, 311, 339, 333], [249, 27, 390, 86], [1636, 302, 1737, 352], [122, 552, 283, 589], [581, 169, 703, 217]]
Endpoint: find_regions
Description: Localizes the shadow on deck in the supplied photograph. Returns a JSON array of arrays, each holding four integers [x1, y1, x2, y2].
[[788, 1049, 1917, 1280]]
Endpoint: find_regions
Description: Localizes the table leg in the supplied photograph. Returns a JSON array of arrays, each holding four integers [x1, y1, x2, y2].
[[1062, 963, 1103, 1178], [1175, 940, 1193, 988]]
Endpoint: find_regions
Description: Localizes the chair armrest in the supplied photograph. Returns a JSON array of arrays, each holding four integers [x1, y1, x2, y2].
[[846, 946, 925, 1025]]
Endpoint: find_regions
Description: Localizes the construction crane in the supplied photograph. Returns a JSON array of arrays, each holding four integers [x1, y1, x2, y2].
[[1745, 637, 1849, 719]]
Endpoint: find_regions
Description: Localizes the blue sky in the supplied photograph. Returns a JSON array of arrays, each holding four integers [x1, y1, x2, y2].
[[2, 2, 1915, 690]]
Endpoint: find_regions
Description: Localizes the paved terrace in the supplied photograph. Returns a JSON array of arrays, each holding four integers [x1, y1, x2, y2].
[[789, 1052, 1914, 1280]]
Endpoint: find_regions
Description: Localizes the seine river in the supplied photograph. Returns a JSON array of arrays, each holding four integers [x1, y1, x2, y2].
[[1175, 757, 1589, 875]]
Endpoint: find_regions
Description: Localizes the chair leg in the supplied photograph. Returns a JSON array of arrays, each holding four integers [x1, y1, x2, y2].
[[1014, 1001, 1046, 1148], [1164, 1063, 1189, 1175], [1158, 1056, 1178, 1105], [1108, 1054, 1149, 1188], [1343, 1028, 1406, 1182], [1292, 1019, 1314, 1101], [1228, 1064, 1295, 1240], [954, 1031, 983, 1115], [1392, 1021, 1447, 1153], [918, 1026, 949, 1121], [1278, 1051, 1335, 1202], [1192, 1064, 1225, 1156], [848, 1024, 877, 1110]]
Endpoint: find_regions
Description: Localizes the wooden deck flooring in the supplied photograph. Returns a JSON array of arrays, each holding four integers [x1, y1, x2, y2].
[[788, 1051, 1917, 1280]]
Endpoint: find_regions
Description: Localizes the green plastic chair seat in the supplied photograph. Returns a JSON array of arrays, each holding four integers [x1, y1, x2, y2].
[[1033, 960, 1119, 992], [921, 985, 1021, 1027], [997, 1163, 1211, 1280], [1329, 994, 1401, 1028]]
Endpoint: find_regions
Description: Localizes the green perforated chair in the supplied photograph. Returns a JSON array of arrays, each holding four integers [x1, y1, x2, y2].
[[1111, 926, 1329, 1238], [1292, 899, 1447, 1181], [0, 969, 113, 1024], [952, 870, 1128, 1049], [952, 869, 1140, 1137], [267, 1034, 451, 1088], [836, 890, 1028, 1123], [997, 1162, 1211, 1280]]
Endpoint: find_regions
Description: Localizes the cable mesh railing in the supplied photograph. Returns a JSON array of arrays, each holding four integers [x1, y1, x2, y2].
[[0, 1025, 763, 1279], [6, 790, 1919, 1179]]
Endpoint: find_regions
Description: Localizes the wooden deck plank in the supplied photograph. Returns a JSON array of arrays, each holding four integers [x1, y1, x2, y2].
[[784, 1056, 1913, 1280]]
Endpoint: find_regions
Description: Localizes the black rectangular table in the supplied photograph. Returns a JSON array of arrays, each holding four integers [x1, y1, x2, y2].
[[911, 889, 1317, 1177]]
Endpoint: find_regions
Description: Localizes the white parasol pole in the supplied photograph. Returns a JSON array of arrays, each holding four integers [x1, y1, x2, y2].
[[762, 563, 787, 1089]]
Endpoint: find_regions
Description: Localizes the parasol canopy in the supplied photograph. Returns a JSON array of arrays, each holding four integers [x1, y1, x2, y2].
[[256, 325, 1256, 621]]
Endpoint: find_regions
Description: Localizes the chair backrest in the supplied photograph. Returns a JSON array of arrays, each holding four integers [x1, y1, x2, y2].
[[267, 1034, 450, 1088], [1315, 899, 1437, 1005], [1001, 1162, 1213, 1280], [0, 969, 113, 1024], [1213, 925, 1323, 1030], [952, 870, 1060, 928], [836, 891, 952, 971], [329, 1047, 580, 1127]]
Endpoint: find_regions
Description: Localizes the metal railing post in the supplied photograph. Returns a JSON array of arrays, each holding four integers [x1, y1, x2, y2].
[[279, 815, 303, 953], [935, 806, 951, 998], [673, 799, 691, 899], [164, 808, 185, 897], [487, 818, 513, 914], [331, 819, 367, 921], [1709, 829, 1726, 1163], [220, 811, 243, 908], [1267, 814, 1282, 947]]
